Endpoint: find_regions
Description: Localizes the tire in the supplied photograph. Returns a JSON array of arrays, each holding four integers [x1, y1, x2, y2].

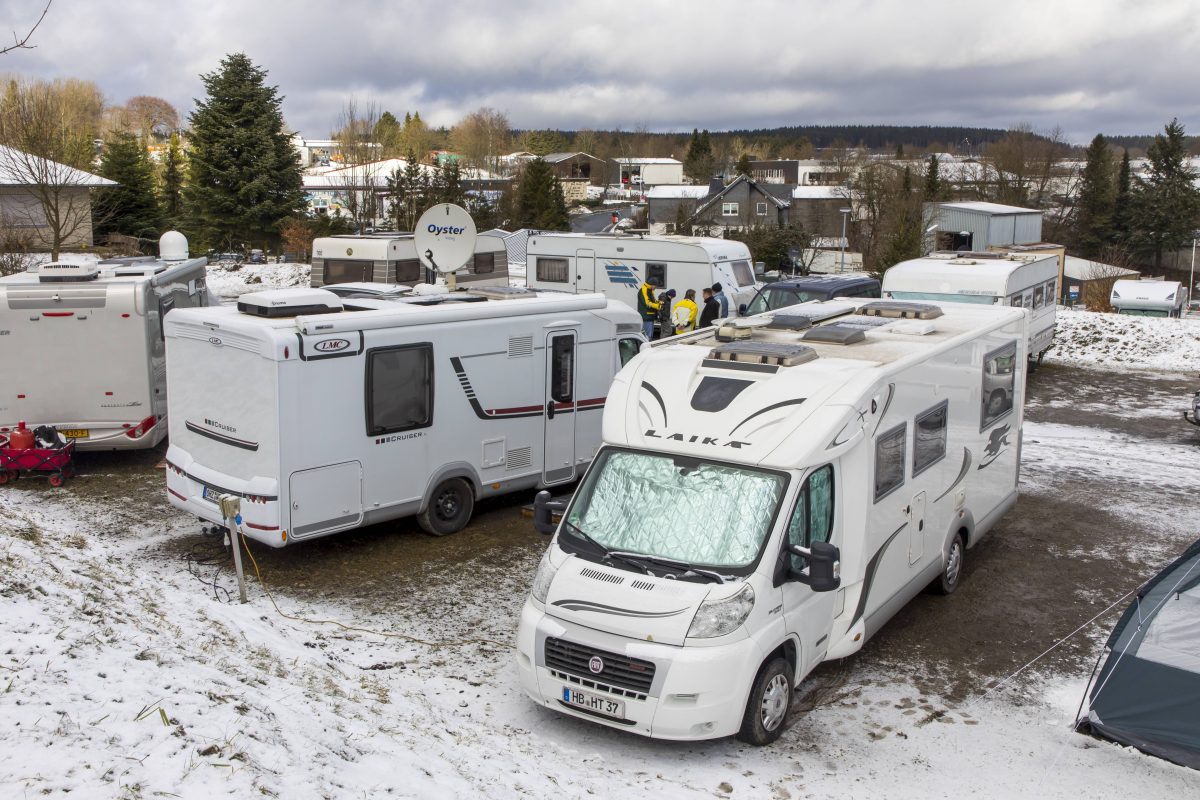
[[0, 471, 9, 486], [736, 656, 792, 746], [48, 472, 64, 487], [417, 477, 474, 536], [934, 533, 966, 595]]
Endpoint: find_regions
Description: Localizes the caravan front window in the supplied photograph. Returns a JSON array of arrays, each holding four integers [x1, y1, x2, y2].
[[562, 449, 786, 573], [472, 253, 495, 274], [366, 344, 434, 435], [730, 259, 755, 287], [536, 257, 569, 283], [395, 259, 422, 283]]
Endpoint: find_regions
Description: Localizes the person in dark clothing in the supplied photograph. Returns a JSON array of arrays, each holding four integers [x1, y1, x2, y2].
[[711, 282, 729, 319], [635, 279, 661, 340], [655, 289, 676, 339], [698, 287, 720, 328]]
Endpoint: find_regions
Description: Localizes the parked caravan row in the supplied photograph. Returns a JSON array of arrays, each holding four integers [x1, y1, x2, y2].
[[311, 232, 509, 290], [517, 298, 1028, 744], [164, 286, 645, 545], [1110, 279, 1185, 317], [524, 232, 761, 318], [882, 251, 1058, 363], [0, 232, 211, 451]]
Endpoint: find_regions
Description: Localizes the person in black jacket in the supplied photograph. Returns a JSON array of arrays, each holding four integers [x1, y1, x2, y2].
[[698, 287, 720, 328]]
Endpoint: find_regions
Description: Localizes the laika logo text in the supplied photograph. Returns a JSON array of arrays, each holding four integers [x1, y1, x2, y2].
[[314, 338, 351, 353], [644, 429, 750, 449]]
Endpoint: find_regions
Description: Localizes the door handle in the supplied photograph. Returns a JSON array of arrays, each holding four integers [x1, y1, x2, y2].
[[547, 401, 555, 420], [918, 520, 924, 531]]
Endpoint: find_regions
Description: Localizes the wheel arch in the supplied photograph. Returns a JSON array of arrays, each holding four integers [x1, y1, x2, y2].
[[419, 462, 482, 513]]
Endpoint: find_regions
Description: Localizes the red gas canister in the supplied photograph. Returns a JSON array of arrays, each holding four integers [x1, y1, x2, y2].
[[9, 421, 35, 450]]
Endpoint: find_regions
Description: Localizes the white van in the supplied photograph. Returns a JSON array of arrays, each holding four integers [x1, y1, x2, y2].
[[882, 251, 1057, 363], [164, 287, 644, 545], [0, 232, 210, 450], [517, 298, 1027, 744], [311, 232, 509, 290], [525, 232, 760, 317], [1110, 279, 1184, 317]]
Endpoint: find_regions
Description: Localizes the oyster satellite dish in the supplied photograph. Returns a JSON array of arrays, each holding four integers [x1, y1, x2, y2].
[[414, 203, 477, 275]]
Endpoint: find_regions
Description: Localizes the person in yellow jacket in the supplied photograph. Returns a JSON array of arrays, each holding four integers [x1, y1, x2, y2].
[[672, 288, 699, 334], [636, 280, 660, 339]]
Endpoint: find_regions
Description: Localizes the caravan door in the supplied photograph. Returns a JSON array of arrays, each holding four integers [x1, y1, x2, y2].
[[543, 330, 577, 485], [289, 461, 363, 539], [576, 249, 596, 292]]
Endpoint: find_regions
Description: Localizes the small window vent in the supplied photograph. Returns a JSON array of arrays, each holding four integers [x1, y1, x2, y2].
[[857, 301, 944, 320], [508, 335, 534, 358], [506, 445, 532, 470], [803, 324, 867, 345], [708, 341, 818, 367]]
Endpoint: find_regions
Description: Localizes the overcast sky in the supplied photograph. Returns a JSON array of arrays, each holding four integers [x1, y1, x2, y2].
[[1, 0, 1197, 143]]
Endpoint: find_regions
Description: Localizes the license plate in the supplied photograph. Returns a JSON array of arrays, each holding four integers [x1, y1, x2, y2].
[[562, 686, 625, 719], [60, 429, 89, 439], [202, 485, 221, 503]]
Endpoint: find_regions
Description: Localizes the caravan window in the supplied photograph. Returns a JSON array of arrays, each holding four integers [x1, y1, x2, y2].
[[472, 252, 495, 274], [913, 401, 948, 475], [550, 335, 574, 403], [323, 259, 372, 284], [981, 341, 1017, 430], [873, 423, 906, 502], [395, 259, 422, 283], [618, 337, 641, 367], [537, 257, 569, 283], [1033, 285, 1044, 308], [646, 262, 667, 287], [730, 259, 755, 287], [366, 344, 434, 435], [786, 464, 835, 572]]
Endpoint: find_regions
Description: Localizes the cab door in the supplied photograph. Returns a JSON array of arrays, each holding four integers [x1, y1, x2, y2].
[[576, 249, 596, 292], [543, 329, 577, 485], [780, 464, 840, 673]]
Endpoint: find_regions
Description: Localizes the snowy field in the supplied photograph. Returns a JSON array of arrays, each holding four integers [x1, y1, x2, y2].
[[2, 267, 1200, 797]]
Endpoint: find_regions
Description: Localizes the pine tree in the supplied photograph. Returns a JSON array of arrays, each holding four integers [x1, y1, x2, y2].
[[1111, 149, 1133, 245], [735, 153, 752, 177], [684, 128, 714, 183], [514, 158, 568, 230], [374, 111, 402, 156], [93, 132, 163, 244], [160, 132, 185, 226], [184, 53, 304, 250], [923, 154, 942, 200], [1071, 134, 1116, 258], [1129, 119, 1200, 269]]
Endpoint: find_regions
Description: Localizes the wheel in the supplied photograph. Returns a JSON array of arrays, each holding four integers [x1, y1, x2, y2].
[[48, 472, 64, 487], [416, 477, 474, 536], [933, 533, 966, 595], [0, 470, 9, 486], [736, 656, 792, 746]]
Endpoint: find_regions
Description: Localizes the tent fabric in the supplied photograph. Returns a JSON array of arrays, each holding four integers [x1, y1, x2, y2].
[[1081, 539, 1200, 770]]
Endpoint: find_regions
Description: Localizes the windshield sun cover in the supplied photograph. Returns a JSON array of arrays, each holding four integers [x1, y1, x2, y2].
[[564, 449, 787, 572]]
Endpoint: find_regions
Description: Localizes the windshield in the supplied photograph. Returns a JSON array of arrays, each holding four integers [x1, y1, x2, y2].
[[888, 290, 998, 305], [747, 287, 821, 315], [562, 448, 787, 572]]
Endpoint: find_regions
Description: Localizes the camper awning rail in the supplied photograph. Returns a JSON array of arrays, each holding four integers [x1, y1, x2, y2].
[[294, 293, 607, 335]]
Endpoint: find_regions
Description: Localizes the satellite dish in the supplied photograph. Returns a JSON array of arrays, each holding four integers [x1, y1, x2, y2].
[[414, 203, 477, 276]]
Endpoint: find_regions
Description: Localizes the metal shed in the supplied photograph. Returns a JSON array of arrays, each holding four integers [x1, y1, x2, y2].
[[929, 202, 1043, 252]]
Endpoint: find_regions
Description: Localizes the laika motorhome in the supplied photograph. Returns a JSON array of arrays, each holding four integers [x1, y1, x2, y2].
[[524, 233, 760, 317], [311, 232, 509, 289], [164, 287, 645, 545], [1110, 279, 1185, 317], [882, 251, 1058, 363], [517, 298, 1028, 744], [0, 232, 210, 450]]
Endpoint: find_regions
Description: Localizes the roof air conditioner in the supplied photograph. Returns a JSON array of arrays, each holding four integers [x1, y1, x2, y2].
[[38, 262, 100, 282], [237, 288, 343, 317]]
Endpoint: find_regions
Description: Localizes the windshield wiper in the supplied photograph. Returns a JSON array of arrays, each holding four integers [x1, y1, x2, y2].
[[606, 550, 729, 584], [561, 522, 650, 575]]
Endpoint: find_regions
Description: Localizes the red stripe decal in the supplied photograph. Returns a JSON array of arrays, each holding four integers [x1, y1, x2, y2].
[[488, 404, 544, 415], [42, 312, 74, 317], [167, 487, 187, 501], [245, 522, 279, 531]]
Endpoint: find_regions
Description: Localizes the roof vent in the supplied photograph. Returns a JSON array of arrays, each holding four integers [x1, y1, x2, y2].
[[858, 301, 943, 320], [467, 285, 537, 300], [708, 341, 818, 367], [715, 316, 771, 341], [237, 288, 343, 317], [765, 313, 813, 331], [38, 262, 99, 282], [803, 324, 867, 345], [888, 320, 937, 336], [159, 230, 189, 261]]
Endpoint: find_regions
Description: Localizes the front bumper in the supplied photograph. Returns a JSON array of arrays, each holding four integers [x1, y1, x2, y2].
[[515, 597, 765, 741]]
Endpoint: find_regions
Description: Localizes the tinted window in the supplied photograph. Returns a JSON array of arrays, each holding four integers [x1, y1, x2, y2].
[[981, 342, 1017, 430], [874, 423, 906, 502], [537, 257, 569, 283], [786, 464, 835, 572], [646, 262, 667, 288], [913, 401, 948, 475], [748, 287, 809, 315], [550, 335, 574, 403], [730, 260, 755, 287], [395, 259, 422, 283], [323, 259, 371, 284], [618, 337, 641, 367], [367, 345, 433, 435], [473, 252, 495, 274], [1033, 285, 1044, 308]]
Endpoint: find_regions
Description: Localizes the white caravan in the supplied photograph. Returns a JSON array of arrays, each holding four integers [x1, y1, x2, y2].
[[0, 232, 210, 450], [882, 251, 1057, 363], [311, 232, 508, 289], [164, 286, 644, 545], [1110, 279, 1184, 317], [517, 298, 1027, 744], [524, 232, 760, 315]]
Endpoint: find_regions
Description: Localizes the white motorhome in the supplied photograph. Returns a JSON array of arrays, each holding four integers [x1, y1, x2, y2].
[[0, 232, 210, 450], [311, 232, 508, 289], [517, 298, 1027, 744], [164, 287, 644, 545], [1110, 279, 1184, 317], [882, 251, 1057, 363], [524, 232, 760, 318]]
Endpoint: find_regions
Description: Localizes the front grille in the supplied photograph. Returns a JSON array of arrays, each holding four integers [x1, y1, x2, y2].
[[544, 637, 656, 695]]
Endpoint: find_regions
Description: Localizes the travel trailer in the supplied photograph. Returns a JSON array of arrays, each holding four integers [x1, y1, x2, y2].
[[0, 232, 210, 450], [310, 232, 509, 289], [164, 286, 644, 545], [882, 251, 1058, 362], [1110, 279, 1185, 317], [524, 232, 760, 318], [517, 298, 1028, 744]]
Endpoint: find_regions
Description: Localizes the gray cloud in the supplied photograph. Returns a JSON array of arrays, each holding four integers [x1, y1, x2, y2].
[[0, 0, 1197, 142]]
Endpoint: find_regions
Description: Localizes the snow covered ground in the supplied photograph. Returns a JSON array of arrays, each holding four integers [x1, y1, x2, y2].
[[1047, 305, 1200, 374], [205, 261, 311, 301]]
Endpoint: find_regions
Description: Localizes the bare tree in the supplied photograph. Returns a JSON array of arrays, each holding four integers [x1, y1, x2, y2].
[[1082, 246, 1140, 311], [123, 96, 179, 142], [332, 98, 382, 232], [450, 107, 511, 178], [0, 1, 51, 56]]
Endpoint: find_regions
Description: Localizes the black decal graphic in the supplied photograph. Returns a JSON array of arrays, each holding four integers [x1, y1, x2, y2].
[[978, 424, 1011, 469]]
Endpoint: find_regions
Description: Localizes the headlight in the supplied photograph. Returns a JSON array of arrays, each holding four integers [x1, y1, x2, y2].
[[530, 554, 559, 605], [687, 583, 755, 639]]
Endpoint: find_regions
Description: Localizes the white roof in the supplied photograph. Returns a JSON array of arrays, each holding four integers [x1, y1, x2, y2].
[[0, 145, 115, 187], [1111, 279, 1182, 303], [883, 254, 1058, 295], [645, 185, 708, 199], [937, 201, 1039, 216], [792, 186, 848, 200], [613, 157, 683, 165], [1062, 256, 1140, 281]]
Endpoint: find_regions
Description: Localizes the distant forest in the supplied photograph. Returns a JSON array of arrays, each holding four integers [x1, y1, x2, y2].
[[1102, 134, 1200, 154]]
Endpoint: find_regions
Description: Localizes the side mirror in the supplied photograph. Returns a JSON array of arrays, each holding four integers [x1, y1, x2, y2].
[[532, 490, 567, 536], [788, 541, 841, 592], [738, 303, 748, 316]]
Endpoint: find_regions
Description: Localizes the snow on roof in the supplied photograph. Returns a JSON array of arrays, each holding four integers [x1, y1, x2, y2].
[[938, 201, 1040, 215], [792, 186, 848, 200], [1062, 256, 1140, 281], [0, 145, 115, 187], [645, 185, 708, 199], [613, 157, 683, 165]]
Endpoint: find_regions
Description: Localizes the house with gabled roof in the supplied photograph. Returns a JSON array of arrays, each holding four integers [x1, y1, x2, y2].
[[686, 175, 792, 236], [0, 144, 115, 254]]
